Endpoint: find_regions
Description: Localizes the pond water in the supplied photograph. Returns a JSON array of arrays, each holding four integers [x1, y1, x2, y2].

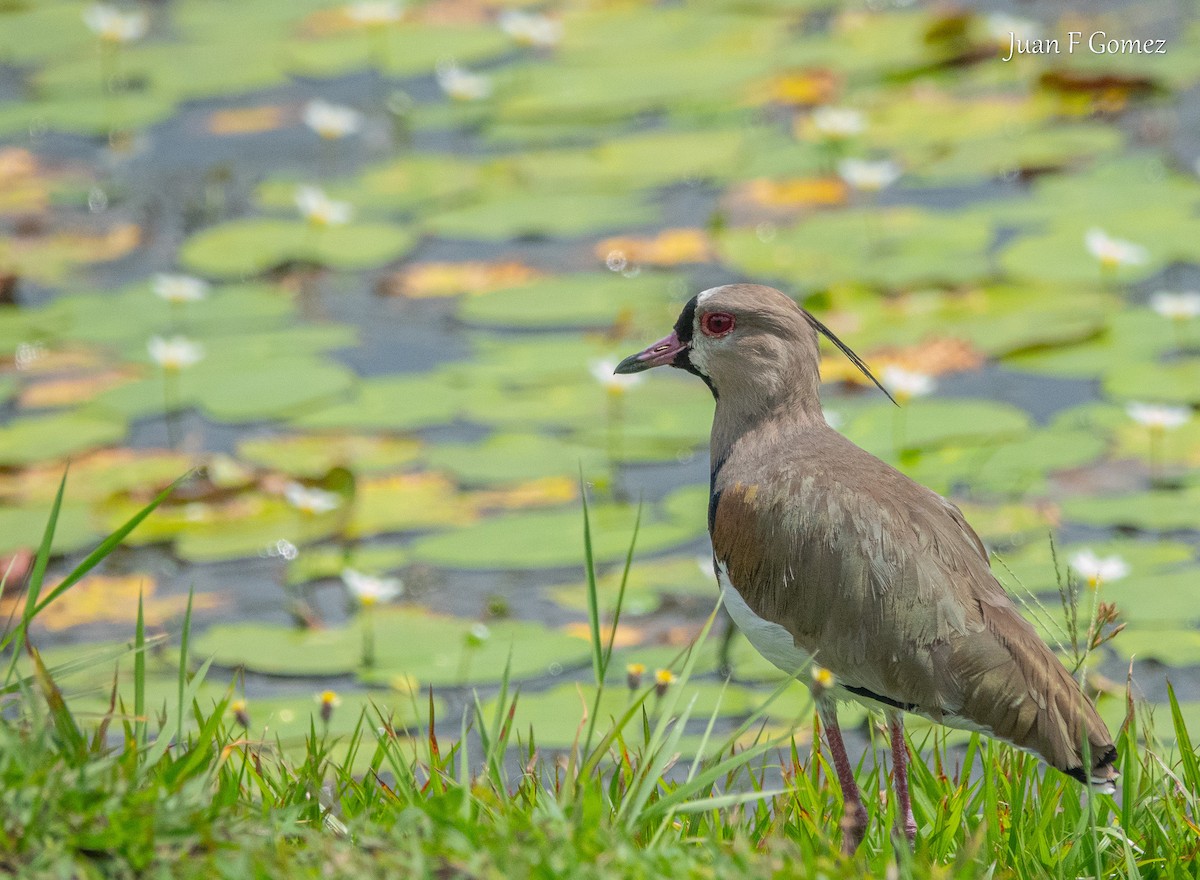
[[1, 0, 1199, 761]]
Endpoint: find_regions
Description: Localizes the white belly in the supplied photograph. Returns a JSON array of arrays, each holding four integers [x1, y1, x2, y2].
[[717, 562, 812, 675]]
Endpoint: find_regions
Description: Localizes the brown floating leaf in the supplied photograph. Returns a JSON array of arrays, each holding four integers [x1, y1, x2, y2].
[[0, 574, 221, 632], [740, 178, 849, 210], [820, 337, 984, 385], [594, 228, 713, 267], [207, 105, 288, 136], [0, 148, 48, 215], [750, 68, 840, 107], [382, 261, 544, 298], [470, 476, 577, 512], [19, 369, 138, 409]]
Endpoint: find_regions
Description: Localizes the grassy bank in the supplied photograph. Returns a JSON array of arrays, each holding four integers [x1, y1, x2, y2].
[[2, 480, 1198, 879]]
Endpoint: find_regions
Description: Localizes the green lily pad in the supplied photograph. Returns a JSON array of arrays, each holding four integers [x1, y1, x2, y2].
[[481, 679, 762, 750], [347, 473, 476, 539], [180, 219, 416, 278], [0, 412, 126, 466], [0, 500, 98, 557], [548, 554, 716, 615], [1103, 359, 1200, 406], [844, 399, 1031, 456], [291, 373, 464, 431], [238, 433, 423, 477], [424, 433, 605, 487], [286, 544, 410, 588], [425, 191, 659, 240], [193, 610, 593, 685], [406, 498, 703, 570], [258, 155, 488, 217], [719, 208, 993, 292], [458, 273, 683, 330], [1060, 487, 1200, 532], [89, 355, 357, 423], [1111, 628, 1200, 667]]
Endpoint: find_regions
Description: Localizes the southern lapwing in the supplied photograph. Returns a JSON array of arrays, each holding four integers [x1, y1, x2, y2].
[[615, 284, 1117, 854]]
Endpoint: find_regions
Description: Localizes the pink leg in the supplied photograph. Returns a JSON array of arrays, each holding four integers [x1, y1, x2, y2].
[[888, 712, 917, 844], [818, 703, 868, 855]]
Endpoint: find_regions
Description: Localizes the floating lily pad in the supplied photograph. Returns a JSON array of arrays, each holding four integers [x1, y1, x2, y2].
[[481, 679, 762, 750], [719, 208, 993, 292], [406, 498, 703, 570], [425, 191, 659, 240], [258, 155, 488, 217], [1111, 628, 1200, 667], [458, 273, 683, 329], [291, 373, 464, 431], [424, 433, 605, 487], [1060, 487, 1200, 532], [0, 500, 98, 557], [844, 399, 1031, 456], [180, 219, 417, 278], [0, 411, 126, 466], [89, 355, 357, 423], [238, 433, 423, 477], [548, 554, 716, 615], [193, 610, 593, 685], [286, 544, 409, 588], [348, 473, 477, 539]]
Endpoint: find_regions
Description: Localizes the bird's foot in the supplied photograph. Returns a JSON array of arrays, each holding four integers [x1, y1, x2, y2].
[[840, 803, 868, 855]]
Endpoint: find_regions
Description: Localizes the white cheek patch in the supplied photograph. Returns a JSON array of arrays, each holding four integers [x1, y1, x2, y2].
[[689, 339, 712, 376]]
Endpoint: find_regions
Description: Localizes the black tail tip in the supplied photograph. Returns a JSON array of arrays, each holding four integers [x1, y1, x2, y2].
[[1065, 744, 1119, 789]]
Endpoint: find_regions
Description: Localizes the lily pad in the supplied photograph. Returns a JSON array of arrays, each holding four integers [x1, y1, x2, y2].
[[719, 208, 994, 292], [406, 498, 703, 570], [180, 219, 417, 278], [238, 433, 423, 477], [193, 610, 593, 685], [844, 399, 1031, 456], [0, 411, 126, 466], [458, 273, 683, 330], [548, 554, 716, 615], [424, 433, 605, 487], [291, 373, 464, 431], [1060, 487, 1200, 533], [425, 191, 659, 240], [0, 500, 98, 557], [286, 544, 410, 588]]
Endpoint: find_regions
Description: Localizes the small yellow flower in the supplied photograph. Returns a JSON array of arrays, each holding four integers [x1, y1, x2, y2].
[[230, 698, 250, 728], [811, 665, 835, 696], [317, 689, 341, 723], [654, 668, 676, 697], [626, 662, 646, 690]]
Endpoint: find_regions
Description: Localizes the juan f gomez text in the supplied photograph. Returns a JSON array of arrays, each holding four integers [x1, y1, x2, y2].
[[1002, 31, 1167, 62]]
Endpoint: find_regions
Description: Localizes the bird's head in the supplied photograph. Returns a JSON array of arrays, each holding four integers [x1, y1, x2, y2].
[[615, 284, 893, 415]]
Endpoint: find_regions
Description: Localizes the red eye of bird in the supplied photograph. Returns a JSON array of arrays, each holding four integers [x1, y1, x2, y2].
[[701, 312, 735, 337]]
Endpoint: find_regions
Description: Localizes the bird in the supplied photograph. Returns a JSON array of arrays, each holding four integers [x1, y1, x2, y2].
[[614, 283, 1117, 854]]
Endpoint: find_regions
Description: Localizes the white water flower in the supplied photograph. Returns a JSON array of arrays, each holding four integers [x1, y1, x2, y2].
[[1149, 291, 1200, 321], [284, 482, 342, 515], [83, 4, 148, 43], [882, 366, 935, 400], [1085, 228, 1147, 269], [341, 568, 403, 607], [1069, 550, 1130, 589], [837, 158, 902, 192], [345, 1, 403, 26], [295, 185, 353, 227], [498, 10, 563, 48], [1127, 402, 1191, 431], [147, 335, 204, 370], [811, 106, 866, 139], [153, 273, 209, 304], [591, 358, 644, 394], [436, 63, 493, 101], [303, 99, 363, 139]]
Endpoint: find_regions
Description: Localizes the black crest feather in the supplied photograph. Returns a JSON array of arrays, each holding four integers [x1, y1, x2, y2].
[[803, 311, 898, 407]]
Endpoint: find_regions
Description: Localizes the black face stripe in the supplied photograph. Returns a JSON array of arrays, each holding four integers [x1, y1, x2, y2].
[[674, 295, 699, 343], [669, 294, 718, 398]]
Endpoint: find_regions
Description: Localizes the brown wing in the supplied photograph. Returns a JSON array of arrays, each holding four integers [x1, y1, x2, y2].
[[711, 430, 1115, 780]]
